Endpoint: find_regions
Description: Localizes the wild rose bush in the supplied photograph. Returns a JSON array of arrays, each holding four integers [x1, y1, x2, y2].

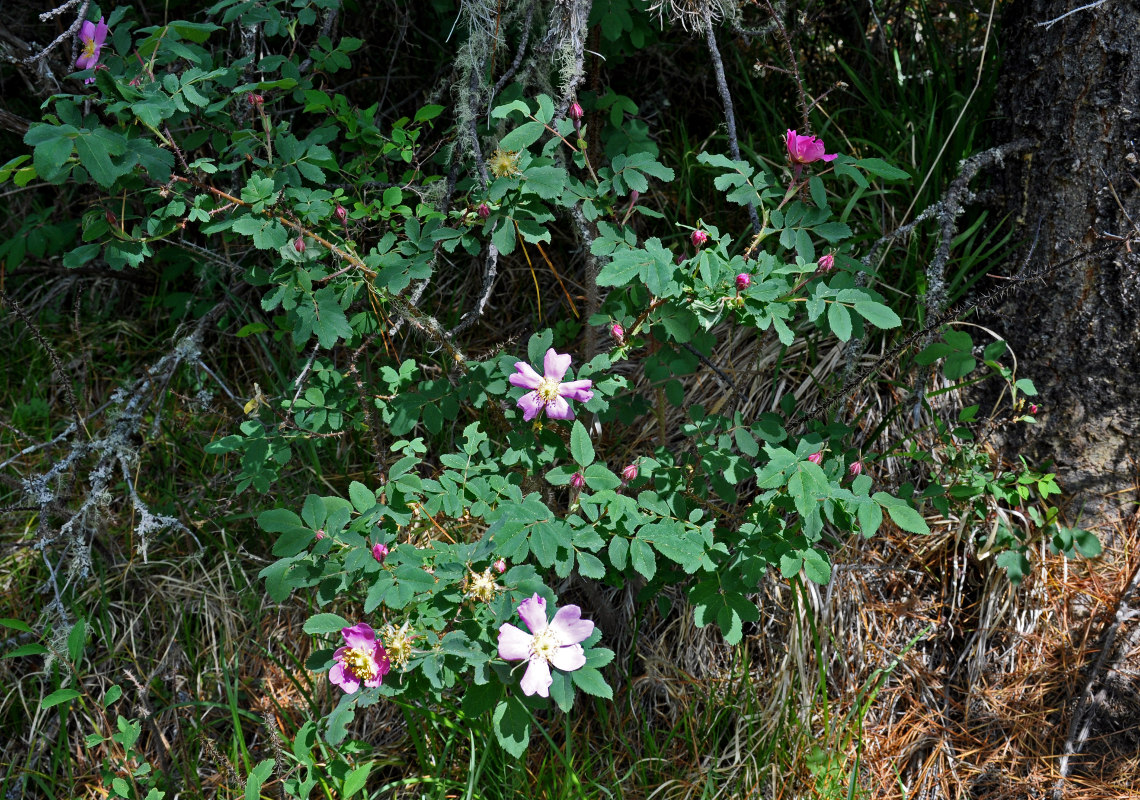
[[9, 1, 928, 754]]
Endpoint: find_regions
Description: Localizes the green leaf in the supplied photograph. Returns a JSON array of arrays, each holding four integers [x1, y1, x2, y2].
[[4, 643, 49, 659], [41, 688, 82, 709], [569, 421, 595, 467], [343, 762, 373, 797], [630, 538, 656, 580], [498, 121, 546, 152], [570, 666, 612, 699], [576, 551, 606, 579], [1014, 378, 1038, 396], [853, 300, 901, 329], [0, 618, 31, 633], [245, 759, 275, 800], [856, 157, 910, 181], [303, 613, 351, 635], [67, 619, 86, 662], [103, 685, 123, 707], [1072, 528, 1102, 558], [814, 221, 852, 243], [348, 481, 375, 513], [802, 549, 831, 584], [873, 493, 929, 534], [995, 550, 1030, 585], [493, 697, 530, 756], [828, 303, 852, 341]]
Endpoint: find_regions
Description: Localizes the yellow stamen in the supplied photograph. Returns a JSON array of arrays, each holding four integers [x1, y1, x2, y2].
[[341, 647, 377, 681], [530, 629, 560, 662], [536, 378, 560, 402]]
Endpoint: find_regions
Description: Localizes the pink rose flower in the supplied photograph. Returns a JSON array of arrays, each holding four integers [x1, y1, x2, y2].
[[735, 273, 751, 291], [786, 130, 837, 165], [371, 542, 389, 563], [621, 462, 638, 485], [493, 558, 507, 574], [335, 204, 348, 223], [807, 452, 823, 465], [477, 203, 491, 219], [610, 323, 624, 342], [77, 17, 109, 79], [294, 236, 306, 253], [498, 594, 594, 698], [570, 471, 586, 490], [330, 623, 390, 693], [817, 253, 835, 273], [849, 460, 863, 476], [509, 348, 594, 422], [568, 102, 584, 120]]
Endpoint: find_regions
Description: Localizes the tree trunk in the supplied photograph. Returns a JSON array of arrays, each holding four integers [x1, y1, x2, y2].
[[993, 0, 1140, 526]]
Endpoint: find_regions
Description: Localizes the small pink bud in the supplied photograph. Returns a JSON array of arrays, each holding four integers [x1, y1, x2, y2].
[[849, 460, 863, 476], [691, 229, 709, 248], [735, 273, 751, 291], [248, 94, 264, 106], [493, 558, 507, 574], [621, 463, 639, 484], [611, 323, 624, 342], [294, 236, 306, 253], [807, 452, 823, 465], [372, 542, 389, 563], [315, 529, 326, 541], [1029, 404, 1038, 415], [104, 210, 117, 225], [817, 253, 835, 273], [570, 472, 586, 490], [628, 190, 640, 206], [477, 203, 491, 219], [569, 102, 584, 120], [335, 204, 347, 223]]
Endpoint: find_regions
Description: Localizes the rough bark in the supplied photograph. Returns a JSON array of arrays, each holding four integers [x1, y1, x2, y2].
[[993, 0, 1140, 526]]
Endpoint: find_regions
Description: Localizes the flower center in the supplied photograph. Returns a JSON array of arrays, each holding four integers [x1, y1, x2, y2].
[[530, 628, 561, 662], [81, 39, 97, 59], [536, 378, 560, 403], [342, 647, 377, 681]]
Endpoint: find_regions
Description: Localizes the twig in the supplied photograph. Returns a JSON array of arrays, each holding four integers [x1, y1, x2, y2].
[[488, 0, 538, 110], [704, 16, 761, 235], [23, 0, 89, 65], [1036, 0, 1110, 29]]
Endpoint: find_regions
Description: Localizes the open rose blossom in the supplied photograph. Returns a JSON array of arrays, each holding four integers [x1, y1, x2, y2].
[[77, 17, 109, 82], [786, 130, 837, 165], [510, 348, 594, 421], [498, 594, 594, 698], [330, 623, 390, 693]]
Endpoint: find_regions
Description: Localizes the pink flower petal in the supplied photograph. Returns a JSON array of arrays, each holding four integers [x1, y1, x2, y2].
[[510, 361, 544, 390], [548, 605, 595, 645], [498, 623, 533, 661], [329, 661, 360, 693], [558, 379, 594, 403], [520, 657, 553, 697], [544, 395, 573, 420], [543, 349, 572, 382], [517, 594, 548, 634], [516, 391, 543, 421], [363, 647, 390, 688], [94, 17, 109, 46], [79, 20, 96, 41], [549, 643, 586, 672], [342, 622, 376, 650]]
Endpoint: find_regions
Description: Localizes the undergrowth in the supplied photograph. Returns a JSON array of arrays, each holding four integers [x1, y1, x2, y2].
[[1, 2, 1117, 799]]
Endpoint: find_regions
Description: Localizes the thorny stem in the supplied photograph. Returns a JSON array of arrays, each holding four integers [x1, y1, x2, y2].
[[167, 175, 470, 368]]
